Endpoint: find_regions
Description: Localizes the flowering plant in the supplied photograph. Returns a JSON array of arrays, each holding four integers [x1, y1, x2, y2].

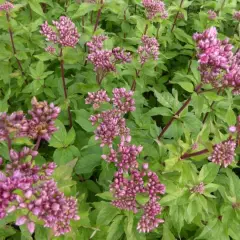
[[0, 0, 240, 239]]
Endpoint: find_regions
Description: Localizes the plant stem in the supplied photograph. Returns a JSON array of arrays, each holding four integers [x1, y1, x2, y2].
[[158, 84, 202, 140], [34, 136, 42, 151], [59, 48, 73, 128], [6, 134, 12, 155], [171, 0, 184, 33], [143, 23, 148, 35], [131, 70, 140, 91], [180, 148, 209, 160], [6, 12, 24, 77], [93, 0, 103, 33]]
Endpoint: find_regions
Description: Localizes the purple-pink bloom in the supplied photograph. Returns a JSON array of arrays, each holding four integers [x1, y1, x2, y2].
[[138, 35, 159, 65], [142, 0, 168, 20], [208, 140, 236, 168], [40, 16, 80, 48], [193, 27, 233, 87], [87, 36, 131, 81], [28, 97, 60, 141], [16, 216, 27, 226], [208, 10, 217, 20], [137, 199, 164, 233], [190, 182, 205, 194], [233, 11, 240, 21], [27, 222, 35, 234], [85, 90, 110, 109], [112, 88, 136, 113], [0, 1, 14, 11], [0, 111, 29, 141], [45, 46, 56, 54]]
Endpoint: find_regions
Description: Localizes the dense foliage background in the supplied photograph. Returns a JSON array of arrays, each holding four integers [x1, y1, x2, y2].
[[0, 0, 240, 239]]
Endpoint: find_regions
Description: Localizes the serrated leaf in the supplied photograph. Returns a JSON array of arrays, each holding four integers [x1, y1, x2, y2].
[[107, 216, 124, 240], [28, 0, 45, 17], [75, 154, 101, 174], [198, 163, 220, 183]]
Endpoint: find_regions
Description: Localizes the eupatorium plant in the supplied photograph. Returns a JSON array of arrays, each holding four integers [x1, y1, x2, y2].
[[87, 36, 131, 84], [40, 16, 80, 128], [86, 88, 165, 233]]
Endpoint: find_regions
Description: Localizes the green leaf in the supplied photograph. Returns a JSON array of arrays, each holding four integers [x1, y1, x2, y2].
[[96, 202, 119, 226], [198, 163, 220, 183], [75, 154, 101, 174], [34, 52, 56, 61], [0, 225, 16, 238], [203, 92, 225, 101], [173, 28, 194, 44], [151, 89, 175, 109], [64, 127, 76, 146], [225, 107, 236, 126], [162, 224, 175, 240], [96, 191, 113, 201], [72, 3, 98, 19], [182, 112, 202, 134], [146, 107, 173, 117], [35, 225, 49, 240], [49, 120, 67, 148], [107, 216, 124, 240], [53, 158, 78, 181], [74, 109, 95, 132], [53, 146, 79, 165], [175, 81, 194, 92], [28, 0, 45, 17]]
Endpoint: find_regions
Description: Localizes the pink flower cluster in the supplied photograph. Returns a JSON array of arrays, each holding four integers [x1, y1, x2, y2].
[[208, 10, 217, 20], [40, 16, 80, 48], [0, 111, 29, 141], [0, 149, 79, 235], [87, 88, 165, 233], [88, 89, 134, 147], [208, 140, 236, 168], [85, 89, 110, 109], [138, 35, 160, 65], [28, 97, 60, 141], [193, 27, 234, 88], [0, 97, 60, 142], [190, 182, 205, 194], [0, 99, 79, 236], [87, 36, 131, 83], [233, 11, 240, 21], [0, 1, 14, 11], [45, 46, 56, 54], [142, 0, 168, 20]]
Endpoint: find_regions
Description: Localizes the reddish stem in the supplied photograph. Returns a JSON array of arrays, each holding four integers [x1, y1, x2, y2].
[[93, 1, 103, 33], [34, 136, 42, 151], [158, 84, 202, 140], [171, 0, 184, 33], [59, 48, 73, 128], [143, 23, 148, 35], [6, 134, 12, 157], [180, 149, 209, 160], [6, 12, 24, 77], [131, 70, 140, 91]]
